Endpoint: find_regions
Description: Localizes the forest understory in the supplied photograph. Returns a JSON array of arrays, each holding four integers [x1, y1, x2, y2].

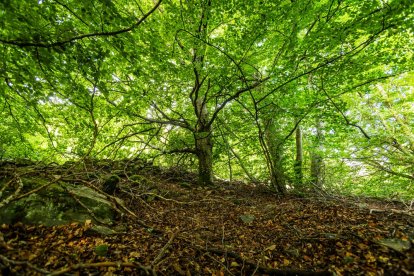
[[0, 160, 413, 275]]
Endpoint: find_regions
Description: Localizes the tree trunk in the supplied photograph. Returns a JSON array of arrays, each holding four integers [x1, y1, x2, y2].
[[195, 127, 213, 185], [195, 98, 213, 185], [310, 118, 324, 188], [269, 152, 285, 193], [310, 153, 323, 187], [191, 0, 213, 186], [294, 123, 303, 186], [263, 117, 286, 194]]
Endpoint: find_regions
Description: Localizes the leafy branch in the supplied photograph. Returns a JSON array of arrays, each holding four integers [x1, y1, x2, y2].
[[0, 0, 163, 48]]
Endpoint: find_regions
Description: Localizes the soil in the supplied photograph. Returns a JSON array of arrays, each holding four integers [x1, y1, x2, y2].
[[0, 160, 413, 275]]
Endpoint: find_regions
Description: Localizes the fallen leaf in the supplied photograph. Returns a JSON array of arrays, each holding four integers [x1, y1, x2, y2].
[[378, 238, 411, 253], [304, 255, 312, 261], [129, 251, 141, 258], [94, 244, 109, 256], [239, 214, 255, 223], [230, 261, 239, 267]]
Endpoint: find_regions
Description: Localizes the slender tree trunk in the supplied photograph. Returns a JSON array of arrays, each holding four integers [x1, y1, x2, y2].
[[294, 122, 303, 186], [230, 147, 257, 182], [263, 118, 286, 194], [310, 152, 323, 188], [310, 118, 324, 188], [269, 151, 285, 193]]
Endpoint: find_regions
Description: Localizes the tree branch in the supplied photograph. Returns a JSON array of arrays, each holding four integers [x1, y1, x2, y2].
[[0, 0, 163, 48], [53, 0, 90, 27], [208, 77, 269, 128], [366, 160, 414, 181], [320, 82, 371, 139]]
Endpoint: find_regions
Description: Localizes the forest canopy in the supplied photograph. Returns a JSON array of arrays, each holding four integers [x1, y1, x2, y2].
[[1, 0, 414, 197]]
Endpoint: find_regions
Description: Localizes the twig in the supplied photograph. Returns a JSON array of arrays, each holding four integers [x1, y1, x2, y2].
[[140, 192, 188, 204], [0, 254, 50, 274], [13, 175, 62, 201], [61, 178, 139, 219], [121, 188, 155, 210], [0, 178, 13, 195], [0, 232, 13, 250], [66, 189, 111, 225], [152, 229, 179, 266], [369, 208, 413, 216], [48, 261, 156, 276], [0, 174, 24, 209], [401, 268, 414, 275], [60, 177, 162, 232], [204, 252, 235, 276], [140, 192, 226, 205], [200, 247, 331, 276]]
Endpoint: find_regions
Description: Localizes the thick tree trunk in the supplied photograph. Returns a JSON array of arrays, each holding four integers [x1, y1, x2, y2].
[[191, 1, 213, 186], [195, 98, 213, 185], [294, 123, 303, 186]]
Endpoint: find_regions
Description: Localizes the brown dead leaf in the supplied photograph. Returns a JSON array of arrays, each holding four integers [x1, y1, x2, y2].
[[45, 255, 58, 267], [303, 255, 312, 261]]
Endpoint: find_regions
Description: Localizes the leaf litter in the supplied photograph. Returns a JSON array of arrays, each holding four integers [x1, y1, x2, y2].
[[0, 161, 413, 275]]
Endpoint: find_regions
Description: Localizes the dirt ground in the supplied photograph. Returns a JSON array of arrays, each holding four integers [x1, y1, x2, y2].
[[0, 162, 413, 275]]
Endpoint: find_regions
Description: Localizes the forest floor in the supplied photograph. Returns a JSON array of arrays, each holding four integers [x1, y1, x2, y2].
[[0, 160, 414, 275]]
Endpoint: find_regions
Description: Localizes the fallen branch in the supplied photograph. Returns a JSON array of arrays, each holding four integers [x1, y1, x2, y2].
[[0, 178, 13, 196], [0, 232, 13, 250], [140, 192, 188, 204], [0, 173, 65, 208], [48, 261, 156, 276], [201, 247, 331, 276], [0, 174, 24, 209], [152, 229, 179, 266], [0, 254, 50, 274], [66, 189, 111, 226], [369, 208, 413, 216], [60, 177, 162, 233], [62, 178, 135, 217], [203, 252, 236, 276], [140, 192, 227, 205]]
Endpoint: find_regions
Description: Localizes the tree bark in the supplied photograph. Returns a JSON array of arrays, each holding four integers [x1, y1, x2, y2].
[[190, 0, 213, 186], [294, 122, 303, 186], [263, 117, 286, 194], [310, 118, 324, 188], [195, 128, 213, 185], [195, 99, 213, 185]]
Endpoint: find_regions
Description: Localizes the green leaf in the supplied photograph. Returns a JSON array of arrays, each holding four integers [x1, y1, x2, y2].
[[94, 244, 109, 256], [239, 214, 255, 224]]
